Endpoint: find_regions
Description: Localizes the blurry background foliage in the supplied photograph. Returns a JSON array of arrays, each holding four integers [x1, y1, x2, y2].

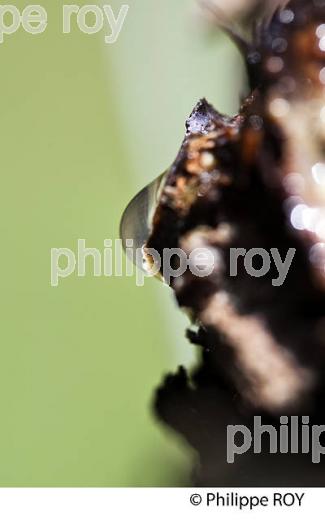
[[0, 0, 242, 485]]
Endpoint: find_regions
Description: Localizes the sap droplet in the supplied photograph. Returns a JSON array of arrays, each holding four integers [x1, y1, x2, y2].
[[120, 172, 166, 271]]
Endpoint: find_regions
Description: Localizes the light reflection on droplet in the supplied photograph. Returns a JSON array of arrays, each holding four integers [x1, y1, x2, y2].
[[290, 204, 308, 230], [310, 242, 325, 271], [267, 57, 284, 74], [269, 98, 290, 118], [312, 163, 325, 185], [279, 9, 294, 24], [316, 24, 325, 39], [289, 202, 325, 236], [319, 36, 325, 52]]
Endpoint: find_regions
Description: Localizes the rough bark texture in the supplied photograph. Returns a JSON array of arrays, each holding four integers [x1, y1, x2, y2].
[[147, 0, 325, 485]]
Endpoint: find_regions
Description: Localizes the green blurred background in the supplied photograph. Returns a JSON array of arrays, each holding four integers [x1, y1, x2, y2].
[[0, 0, 241, 485]]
